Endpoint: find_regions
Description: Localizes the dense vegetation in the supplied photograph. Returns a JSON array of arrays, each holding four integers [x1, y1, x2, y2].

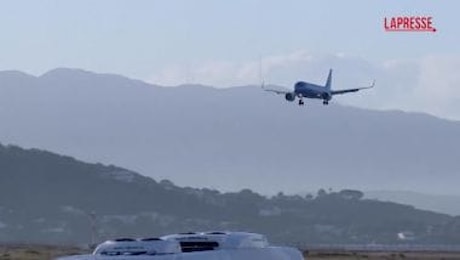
[[1, 143, 460, 246]]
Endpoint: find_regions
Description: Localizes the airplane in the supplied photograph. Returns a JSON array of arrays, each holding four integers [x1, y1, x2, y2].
[[262, 69, 375, 106]]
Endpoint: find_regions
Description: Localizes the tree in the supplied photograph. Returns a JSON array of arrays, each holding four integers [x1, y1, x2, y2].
[[338, 189, 364, 200], [317, 188, 327, 198]]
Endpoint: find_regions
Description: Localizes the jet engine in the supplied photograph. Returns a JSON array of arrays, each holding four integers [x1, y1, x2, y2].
[[321, 92, 332, 101], [285, 92, 296, 102]]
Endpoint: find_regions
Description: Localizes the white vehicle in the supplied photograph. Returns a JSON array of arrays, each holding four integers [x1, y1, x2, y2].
[[56, 231, 303, 260]]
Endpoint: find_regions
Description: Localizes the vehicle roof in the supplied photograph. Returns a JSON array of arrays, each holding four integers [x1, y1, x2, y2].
[[161, 231, 269, 249]]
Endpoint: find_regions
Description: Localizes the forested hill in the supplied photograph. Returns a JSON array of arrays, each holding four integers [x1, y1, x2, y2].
[[1, 143, 460, 245]]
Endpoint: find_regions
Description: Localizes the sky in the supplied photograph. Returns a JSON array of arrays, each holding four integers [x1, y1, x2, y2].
[[0, 0, 459, 119]]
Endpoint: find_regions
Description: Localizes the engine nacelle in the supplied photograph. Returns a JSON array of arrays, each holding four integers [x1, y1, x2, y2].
[[285, 92, 296, 102], [321, 92, 332, 101]]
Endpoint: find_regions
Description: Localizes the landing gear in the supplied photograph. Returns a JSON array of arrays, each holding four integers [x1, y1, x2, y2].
[[323, 100, 329, 105], [298, 99, 304, 106]]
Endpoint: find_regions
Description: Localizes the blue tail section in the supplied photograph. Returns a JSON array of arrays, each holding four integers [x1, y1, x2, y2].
[[325, 69, 332, 91]]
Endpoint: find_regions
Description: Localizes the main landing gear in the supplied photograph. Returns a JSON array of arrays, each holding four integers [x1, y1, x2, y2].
[[323, 100, 329, 105]]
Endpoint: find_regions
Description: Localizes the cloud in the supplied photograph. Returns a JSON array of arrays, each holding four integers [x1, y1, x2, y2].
[[149, 60, 258, 87], [414, 55, 460, 119], [148, 51, 460, 121]]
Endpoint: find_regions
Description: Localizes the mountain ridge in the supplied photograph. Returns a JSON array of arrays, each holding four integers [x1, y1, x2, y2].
[[0, 68, 459, 195]]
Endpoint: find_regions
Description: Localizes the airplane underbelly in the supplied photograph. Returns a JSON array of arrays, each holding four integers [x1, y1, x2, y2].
[[300, 91, 321, 99]]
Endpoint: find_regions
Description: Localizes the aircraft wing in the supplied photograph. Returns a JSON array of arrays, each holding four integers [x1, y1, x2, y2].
[[331, 80, 375, 95], [262, 85, 292, 94]]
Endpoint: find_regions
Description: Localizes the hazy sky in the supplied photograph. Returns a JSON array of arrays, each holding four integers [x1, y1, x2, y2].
[[0, 0, 459, 119]]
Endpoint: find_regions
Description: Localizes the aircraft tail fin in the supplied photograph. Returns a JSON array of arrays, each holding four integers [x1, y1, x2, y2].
[[325, 69, 332, 91]]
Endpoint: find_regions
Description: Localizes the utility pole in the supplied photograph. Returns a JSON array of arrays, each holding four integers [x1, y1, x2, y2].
[[88, 211, 97, 249]]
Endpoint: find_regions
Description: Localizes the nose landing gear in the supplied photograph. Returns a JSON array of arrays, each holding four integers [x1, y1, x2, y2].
[[298, 99, 304, 106]]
